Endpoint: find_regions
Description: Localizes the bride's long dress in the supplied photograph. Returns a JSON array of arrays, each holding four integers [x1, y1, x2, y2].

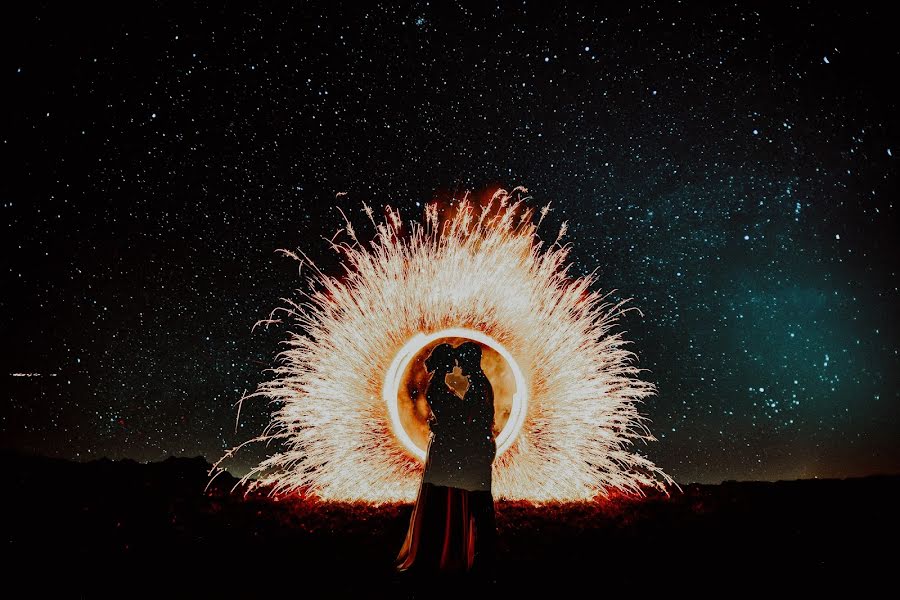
[[395, 370, 496, 573]]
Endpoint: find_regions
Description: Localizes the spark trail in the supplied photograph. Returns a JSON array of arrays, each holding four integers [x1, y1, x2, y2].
[[217, 187, 672, 502]]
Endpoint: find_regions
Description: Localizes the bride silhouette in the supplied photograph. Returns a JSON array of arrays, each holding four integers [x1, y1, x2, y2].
[[395, 341, 497, 575]]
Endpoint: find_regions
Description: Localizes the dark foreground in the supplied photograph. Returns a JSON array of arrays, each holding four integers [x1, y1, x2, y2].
[[4, 451, 897, 595]]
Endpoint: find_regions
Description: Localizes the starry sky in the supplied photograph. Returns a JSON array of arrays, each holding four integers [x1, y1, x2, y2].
[[4, 2, 898, 484]]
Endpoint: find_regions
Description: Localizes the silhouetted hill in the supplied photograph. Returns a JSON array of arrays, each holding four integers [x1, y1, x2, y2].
[[3, 450, 896, 594]]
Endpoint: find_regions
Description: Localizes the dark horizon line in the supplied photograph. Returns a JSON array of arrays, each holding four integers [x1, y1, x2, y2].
[[4, 447, 898, 488]]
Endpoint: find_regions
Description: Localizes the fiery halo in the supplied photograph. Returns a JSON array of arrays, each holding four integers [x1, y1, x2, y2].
[[383, 327, 528, 462], [217, 187, 672, 502]]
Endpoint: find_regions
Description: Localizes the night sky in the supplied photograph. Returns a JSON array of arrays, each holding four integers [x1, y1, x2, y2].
[[4, 2, 898, 484]]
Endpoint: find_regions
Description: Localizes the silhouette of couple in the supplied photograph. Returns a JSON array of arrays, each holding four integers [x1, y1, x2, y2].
[[395, 341, 497, 576]]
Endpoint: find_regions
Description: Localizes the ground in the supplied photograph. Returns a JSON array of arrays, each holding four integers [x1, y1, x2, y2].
[[4, 451, 896, 594]]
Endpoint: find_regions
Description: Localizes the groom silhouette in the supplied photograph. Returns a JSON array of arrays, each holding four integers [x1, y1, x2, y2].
[[455, 341, 497, 575]]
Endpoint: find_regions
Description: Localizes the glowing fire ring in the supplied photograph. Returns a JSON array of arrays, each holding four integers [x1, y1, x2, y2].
[[383, 327, 528, 461]]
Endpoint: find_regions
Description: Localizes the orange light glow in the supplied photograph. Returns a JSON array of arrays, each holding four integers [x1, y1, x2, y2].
[[216, 187, 672, 502]]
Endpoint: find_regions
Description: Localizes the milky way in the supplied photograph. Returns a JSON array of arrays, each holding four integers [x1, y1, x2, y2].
[[4, 3, 897, 483]]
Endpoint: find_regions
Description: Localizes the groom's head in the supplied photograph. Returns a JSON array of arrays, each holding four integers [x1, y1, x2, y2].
[[455, 341, 482, 375]]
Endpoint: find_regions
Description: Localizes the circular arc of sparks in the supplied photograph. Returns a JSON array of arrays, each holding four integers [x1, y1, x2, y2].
[[383, 328, 528, 461]]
